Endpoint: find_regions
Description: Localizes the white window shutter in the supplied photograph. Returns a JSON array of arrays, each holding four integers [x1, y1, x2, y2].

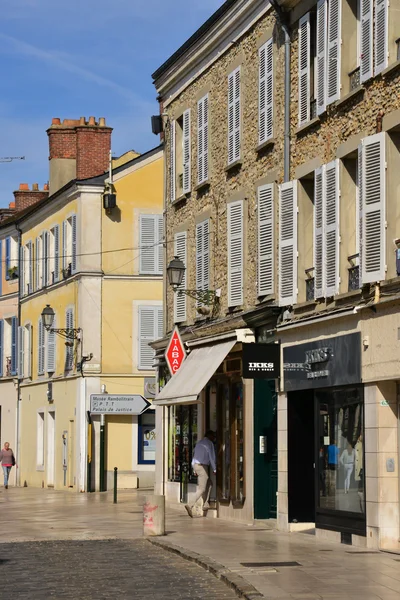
[[182, 109, 191, 194], [258, 184, 274, 296], [38, 319, 45, 375], [157, 215, 164, 275], [71, 215, 77, 274], [170, 120, 176, 202], [62, 220, 67, 270], [316, 0, 327, 115], [140, 215, 156, 274], [325, 160, 340, 296], [259, 39, 274, 145], [327, 0, 341, 105], [28, 242, 33, 293], [54, 225, 60, 282], [26, 324, 32, 378], [157, 306, 163, 340], [357, 144, 363, 286], [314, 167, 325, 299], [197, 95, 209, 185], [138, 307, 156, 370], [18, 326, 25, 379], [228, 67, 241, 165], [279, 181, 298, 306], [298, 13, 311, 126], [174, 232, 187, 323], [361, 132, 386, 283], [374, 0, 388, 75], [19, 246, 25, 298], [65, 309, 74, 371], [47, 316, 56, 373], [203, 219, 210, 292], [35, 237, 41, 290], [360, 0, 373, 82], [228, 201, 243, 307], [196, 220, 210, 306]]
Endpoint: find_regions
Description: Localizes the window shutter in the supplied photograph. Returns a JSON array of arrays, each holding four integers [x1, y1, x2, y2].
[[26, 324, 32, 378], [157, 215, 164, 275], [11, 316, 18, 376], [228, 67, 241, 165], [54, 225, 60, 282], [182, 109, 191, 194], [47, 315, 56, 373], [279, 181, 298, 306], [28, 242, 33, 294], [197, 94, 209, 185], [19, 246, 25, 298], [0, 320, 3, 377], [316, 0, 327, 115], [196, 220, 210, 305], [258, 184, 274, 296], [357, 144, 363, 286], [71, 215, 77, 274], [38, 318, 45, 375], [325, 160, 340, 296], [259, 38, 274, 145], [157, 306, 163, 340], [228, 201, 243, 307], [170, 120, 176, 202], [361, 132, 386, 283], [5, 237, 10, 280], [327, 0, 341, 105], [314, 167, 325, 299], [298, 13, 311, 126], [360, 0, 373, 82], [140, 215, 156, 274], [174, 232, 187, 323], [62, 220, 67, 270], [18, 326, 25, 379], [374, 0, 388, 75], [35, 237, 40, 290], [138, 307, 157, 370], [65, 309, 74, 371]]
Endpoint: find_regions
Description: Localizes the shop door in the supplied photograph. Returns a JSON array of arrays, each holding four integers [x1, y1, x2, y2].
[[46, 411, 55, 487], [68, 419, 75, 488], [288, 391, 315, 523], [254, 380, 277, 519]]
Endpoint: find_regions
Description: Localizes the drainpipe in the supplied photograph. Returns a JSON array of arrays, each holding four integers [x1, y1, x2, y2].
[[270, 0, 291, 182]]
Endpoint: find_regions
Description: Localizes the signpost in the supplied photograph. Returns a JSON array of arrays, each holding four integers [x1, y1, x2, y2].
[[90, 394, 151, 415], [165, 326, 186, 375]]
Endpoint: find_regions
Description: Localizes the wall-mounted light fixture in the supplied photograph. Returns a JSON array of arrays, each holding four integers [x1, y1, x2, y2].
[[166, 256, 221, 311], [41, 304, 81, 341]]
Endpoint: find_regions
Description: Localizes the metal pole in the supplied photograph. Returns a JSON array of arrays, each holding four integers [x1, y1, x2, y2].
[[87, 415, 92, 492], [113, 467, 118, 504], [100, 414, 105, 492]]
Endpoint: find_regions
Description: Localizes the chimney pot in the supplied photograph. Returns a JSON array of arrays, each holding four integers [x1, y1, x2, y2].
[[32, 183, 39, 191], [52, 118, 61, 125], [19, 183, 29, 190], [80, 117, 86, 125], [44, 183, 49, 191], [88, 116, 96, 126], [99, 117, 106, 127], [9, 202, 15, 209]]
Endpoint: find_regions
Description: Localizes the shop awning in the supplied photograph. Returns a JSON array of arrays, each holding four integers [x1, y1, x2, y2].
[[153, 338, 237, 406]]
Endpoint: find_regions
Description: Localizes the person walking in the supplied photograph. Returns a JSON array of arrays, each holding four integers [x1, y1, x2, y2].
[[185, 430, 216, 518], [0, 442, 16, 489], [340, 442, 355, 494]]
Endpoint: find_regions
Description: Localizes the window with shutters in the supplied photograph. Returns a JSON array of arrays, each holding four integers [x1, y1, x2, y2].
[[358, 0, 389, 82], [65, 308, 74, 372], [41, 231, 50, 288], [197, 94, 209, 185], [196, 219, 210, 306], [5, 235, 18, 281], [10, 316, 18, 376], [35, 236, 42, 290], [38, 318, 45, 375], [227, 66, 241, 165], [47, 315, 56, 373], [24, 323, 32, 379], [49, 225, 60, 284], [138, 305, 163, 370], [227, 201, 243, 307], [139, 214, 163, 275], [172, 111, 191, 199], [259, 39, 274, 145], [25, 241, 33, 295], [19, 245, 25, 298], [174, 232, 187, 323], [62, 216, 76, 277], [279, 182, 298, 306], [18, 325, 25, 379], [257, 184, 275, 297]]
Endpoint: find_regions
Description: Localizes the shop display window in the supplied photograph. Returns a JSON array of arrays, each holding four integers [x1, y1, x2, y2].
[[167, 404, 198, 485], [138, 410, 156, 464]]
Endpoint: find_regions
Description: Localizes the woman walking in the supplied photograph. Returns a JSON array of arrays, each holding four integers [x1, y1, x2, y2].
[[340, 443, 355, 494], [0, 442, 16, 489]]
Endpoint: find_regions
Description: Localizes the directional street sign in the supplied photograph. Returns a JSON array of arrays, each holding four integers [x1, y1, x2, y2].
[[90, 394, 151, 415], [165, 326, 186, 375]]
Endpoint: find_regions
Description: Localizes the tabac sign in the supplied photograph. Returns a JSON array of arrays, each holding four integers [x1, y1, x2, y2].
[[165, 326, 186, 375]]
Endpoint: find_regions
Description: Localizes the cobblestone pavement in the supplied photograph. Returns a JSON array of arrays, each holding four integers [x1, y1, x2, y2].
[[0, 539, 238, 599]]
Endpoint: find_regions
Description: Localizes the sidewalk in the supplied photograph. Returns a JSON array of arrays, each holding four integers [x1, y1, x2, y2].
[[157, 505, 400, 600]]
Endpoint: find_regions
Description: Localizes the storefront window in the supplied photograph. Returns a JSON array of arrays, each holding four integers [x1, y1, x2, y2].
[[317, 387, 364, 515], [168, 405, 198, 485], [220, 382, 231, 501], [233, 382, 244, 503], [138, 410, 156, 464]]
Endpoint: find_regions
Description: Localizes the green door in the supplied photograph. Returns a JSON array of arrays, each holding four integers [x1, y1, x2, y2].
[[254, 379, 278, 519]]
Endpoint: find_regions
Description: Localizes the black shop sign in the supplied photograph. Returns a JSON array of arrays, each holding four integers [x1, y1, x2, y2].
[[283, 332, 361, 391], [242, 343, 280, 379]]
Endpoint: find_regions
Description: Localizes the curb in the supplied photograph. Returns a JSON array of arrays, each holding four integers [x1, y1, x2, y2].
[[147, 537, 264, 599]]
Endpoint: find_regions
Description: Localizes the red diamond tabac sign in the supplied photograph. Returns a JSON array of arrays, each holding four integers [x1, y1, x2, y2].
[[165, 326, 186, 376]]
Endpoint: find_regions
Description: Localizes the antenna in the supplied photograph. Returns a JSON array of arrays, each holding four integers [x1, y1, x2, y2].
[[0, 156, 25, 163]]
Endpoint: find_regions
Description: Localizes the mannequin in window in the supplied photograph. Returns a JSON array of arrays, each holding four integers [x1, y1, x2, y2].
[[340, 442, 355, 494]]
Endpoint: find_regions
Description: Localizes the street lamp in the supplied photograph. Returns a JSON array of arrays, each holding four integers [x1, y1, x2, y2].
[[166, 256, 186, 290], [166, 257, 220, 309], [41, 304, 81, 340]]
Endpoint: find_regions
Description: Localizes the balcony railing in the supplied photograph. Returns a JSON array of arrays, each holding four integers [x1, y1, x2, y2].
[[349, 66, 361, 91], [305, 267, 315, 301], [348, 253, 360, 291]]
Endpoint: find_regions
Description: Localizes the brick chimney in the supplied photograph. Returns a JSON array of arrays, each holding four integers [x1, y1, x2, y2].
[[13, 183, 49, 212], [47, 117, 112, 195]]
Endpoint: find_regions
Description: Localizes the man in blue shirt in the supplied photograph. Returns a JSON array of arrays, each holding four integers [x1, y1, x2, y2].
[[185, 430, 216, 518]]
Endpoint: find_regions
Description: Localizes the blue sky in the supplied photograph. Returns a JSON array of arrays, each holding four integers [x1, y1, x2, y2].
[[0, 0, 222, 207]]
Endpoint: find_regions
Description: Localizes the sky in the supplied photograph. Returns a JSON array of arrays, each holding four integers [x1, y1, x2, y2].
[[0, 0, 223, 207]]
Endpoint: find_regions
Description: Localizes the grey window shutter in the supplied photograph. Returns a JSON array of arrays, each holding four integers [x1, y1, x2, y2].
[[157, 215, 164, 275], [47, 315, 56, 373], [182, 109, 191, 194], [174, 231, 187, 323], [298, 13, 311, 126], [258, 184, 274, 296], [228, 201, 243, 307], [360, 0, 373, 82], [170, 120, 176, 202], [326, 0, 341, 105], [259, 38, 274, 145], [71, 215, 77, 274], [157, 306, 164, 340], [140, 215, 156, 274], [19, 246, 25, 298], [324, 160, 340, 297], [279, 181, 298, 306], [197, 94, 209, 185], [314, 167, 325, 299], [18, 326, 25, 379], [26, 324, 32, 378], [138, 307, 156, 370], [54, 225, 60, 282], [374, 0, 388, 75], [361, 132, 386, 283], [62, 220, 67, 270], [316, 0, 327, 115], [357, 144, 363, 286], [38, 318, 45, 375], [28, 242, 33, 294], [228, 67, 241, 165], [196, 220, 210, 306], [35, 237, 40, 290], [65, 309, 74, 371]]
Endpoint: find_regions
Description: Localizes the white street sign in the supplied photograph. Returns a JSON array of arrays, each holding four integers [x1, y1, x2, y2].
[[90, 394, 151, 415]]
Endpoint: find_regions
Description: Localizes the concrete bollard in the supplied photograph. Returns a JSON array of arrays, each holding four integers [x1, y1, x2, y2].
[[143, 494, 165, 537]]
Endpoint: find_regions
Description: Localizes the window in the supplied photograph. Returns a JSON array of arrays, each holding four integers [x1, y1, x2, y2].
[[170, 110, 191, 199], [360, 0, 388, 82], [47, 315, 56, 373], [168, 405, 198, 491], [41, 231, 49, 287], [35, 236, 42, 290], [49, 225, 60, 284], [174, 231, 187, 323], [278, 182, 298, 306], [138, 410, 156, 464], [18, 325, 25, 379], [196, 219, 210, 306], [228, 67, 241, 165], [257, 184, 275, 296], [10, 316, 18, 376], [65, 308, 74, 371], [37, 412, 45, 468], [38, 318, 45, 375], [62, 215, 77, 276], [139, 214, 163, 275], [138, 305, 163, 370], [26, 242, 33, 295], [259, 38, 274, 145], [227, 202, 243, 307], [5, 236, 18, 281], [19, 246, 25, 298], [197, 94, 209, 185], [298, 12, 312, 125]]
